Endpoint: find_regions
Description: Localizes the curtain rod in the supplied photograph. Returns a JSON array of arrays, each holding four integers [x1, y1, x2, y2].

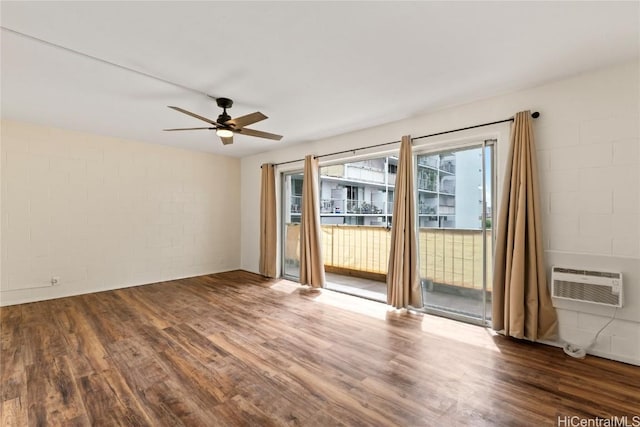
[[271, 111, 540, 167]]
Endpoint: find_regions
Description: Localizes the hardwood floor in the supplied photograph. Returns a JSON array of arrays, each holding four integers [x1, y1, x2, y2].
[[1, 270, 639, 426]]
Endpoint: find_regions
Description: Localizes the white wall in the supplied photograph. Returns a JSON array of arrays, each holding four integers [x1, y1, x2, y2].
[[1, 120, 241, 306], [241, 61, 640, 365]]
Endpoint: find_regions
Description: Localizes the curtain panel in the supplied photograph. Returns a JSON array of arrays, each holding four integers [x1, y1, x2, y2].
[[259, 163, 277, 278], [299, 155, 325, 288], [387, 135, 422, 309], [492, 111, 558, 340]]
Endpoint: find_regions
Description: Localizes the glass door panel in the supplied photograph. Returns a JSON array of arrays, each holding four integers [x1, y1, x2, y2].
[[318, 156, 397, 301], [282, 171, 303, 280], [416, 141, 494, 324]]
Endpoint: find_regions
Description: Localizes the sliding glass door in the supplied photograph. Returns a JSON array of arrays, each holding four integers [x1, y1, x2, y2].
[[282, 171, 303, 280], [319, 156, 396, 301], [416, 141, 495, 324], [280, 157, 397, 301], [280, 141, 495, 322]]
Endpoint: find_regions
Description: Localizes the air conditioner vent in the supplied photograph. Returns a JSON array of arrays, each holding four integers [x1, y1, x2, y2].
[[552, 267, 620, 278], [551, 267, 623, 308]]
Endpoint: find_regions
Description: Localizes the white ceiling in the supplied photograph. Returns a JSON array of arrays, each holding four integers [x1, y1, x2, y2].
[[2, 2, 639, 157]]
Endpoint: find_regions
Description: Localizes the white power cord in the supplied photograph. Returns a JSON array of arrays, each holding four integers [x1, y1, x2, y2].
[[562, 308, 618, 359]]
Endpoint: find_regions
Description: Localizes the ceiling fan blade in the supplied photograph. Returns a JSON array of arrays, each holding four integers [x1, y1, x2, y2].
[[163, 127, 214, 131], [226, 112, 268, 128], [220, 136, 234, 145], [168, 106, 219, 125], [238, 127, 283, 141]]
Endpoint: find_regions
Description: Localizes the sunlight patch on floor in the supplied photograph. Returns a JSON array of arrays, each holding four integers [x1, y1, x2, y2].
[[309, 288, 390, 320], [269, 279, 301, 294], [420, 314, 502, 352], [271, 277, 502, 352]]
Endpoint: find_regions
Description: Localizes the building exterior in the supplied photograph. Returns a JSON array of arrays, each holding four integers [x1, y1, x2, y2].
[[417, 148, 489, 229], [286, 151, 487, 230], [319, 157, 396, 227]]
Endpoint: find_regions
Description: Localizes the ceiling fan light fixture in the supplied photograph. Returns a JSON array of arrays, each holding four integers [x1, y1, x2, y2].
[[216, 128, 234, 138]]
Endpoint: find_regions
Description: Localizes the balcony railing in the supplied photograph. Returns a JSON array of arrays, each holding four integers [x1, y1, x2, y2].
[[289, 195, 302, 214], [418, 204, 437, 215], [291, 198, 394, 215], [284, 224, 492, 291], [418, 157, 439, 168], [344, 167, 385, 184], [419, 228, 492, 291], [440, 161, 456, 174], [417, 179, 437, 192], [319, 199, 391, 215]]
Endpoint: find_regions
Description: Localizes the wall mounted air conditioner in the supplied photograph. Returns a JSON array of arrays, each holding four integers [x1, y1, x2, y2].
[[551, 267, 623, 308]]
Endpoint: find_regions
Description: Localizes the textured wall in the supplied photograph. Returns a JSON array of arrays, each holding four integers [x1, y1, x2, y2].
[[1, 120, 241, 305]]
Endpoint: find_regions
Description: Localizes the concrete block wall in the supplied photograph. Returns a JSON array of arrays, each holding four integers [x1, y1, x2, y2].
[[534, 72, 639, 363], [538, 116, 639, 258], [1, 120, 241, 306]]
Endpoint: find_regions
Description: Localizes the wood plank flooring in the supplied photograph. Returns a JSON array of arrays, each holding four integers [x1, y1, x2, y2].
[[1, 270, 639, 426]]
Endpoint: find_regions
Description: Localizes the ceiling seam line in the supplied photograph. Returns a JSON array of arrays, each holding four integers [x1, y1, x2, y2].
[[0, 26, 212, 99]]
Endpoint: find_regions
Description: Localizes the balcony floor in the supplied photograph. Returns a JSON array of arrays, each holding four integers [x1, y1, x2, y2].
[[325, 272, 386, 301], [325, 272, 489, 320]]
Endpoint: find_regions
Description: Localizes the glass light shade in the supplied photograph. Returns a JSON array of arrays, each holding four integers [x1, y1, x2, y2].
[[216, 128, 234, 138]]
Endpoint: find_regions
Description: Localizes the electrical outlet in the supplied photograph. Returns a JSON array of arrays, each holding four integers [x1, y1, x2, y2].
[[51, 276, 60, 286]]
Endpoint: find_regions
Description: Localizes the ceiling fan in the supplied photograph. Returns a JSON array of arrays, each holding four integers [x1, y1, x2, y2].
[[164, 97, 282, 145]]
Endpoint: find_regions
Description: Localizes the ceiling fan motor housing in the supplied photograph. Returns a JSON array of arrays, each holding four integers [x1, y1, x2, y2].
[[216, 97, 233, 124], [217, 112, 232, 124]]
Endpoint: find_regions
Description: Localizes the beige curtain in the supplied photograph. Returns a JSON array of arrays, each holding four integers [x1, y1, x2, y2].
[[387, 136, 422, 309], [299, 155, 325, 288], [492, 111, 558, 340], [259, 164, 277, 278]]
